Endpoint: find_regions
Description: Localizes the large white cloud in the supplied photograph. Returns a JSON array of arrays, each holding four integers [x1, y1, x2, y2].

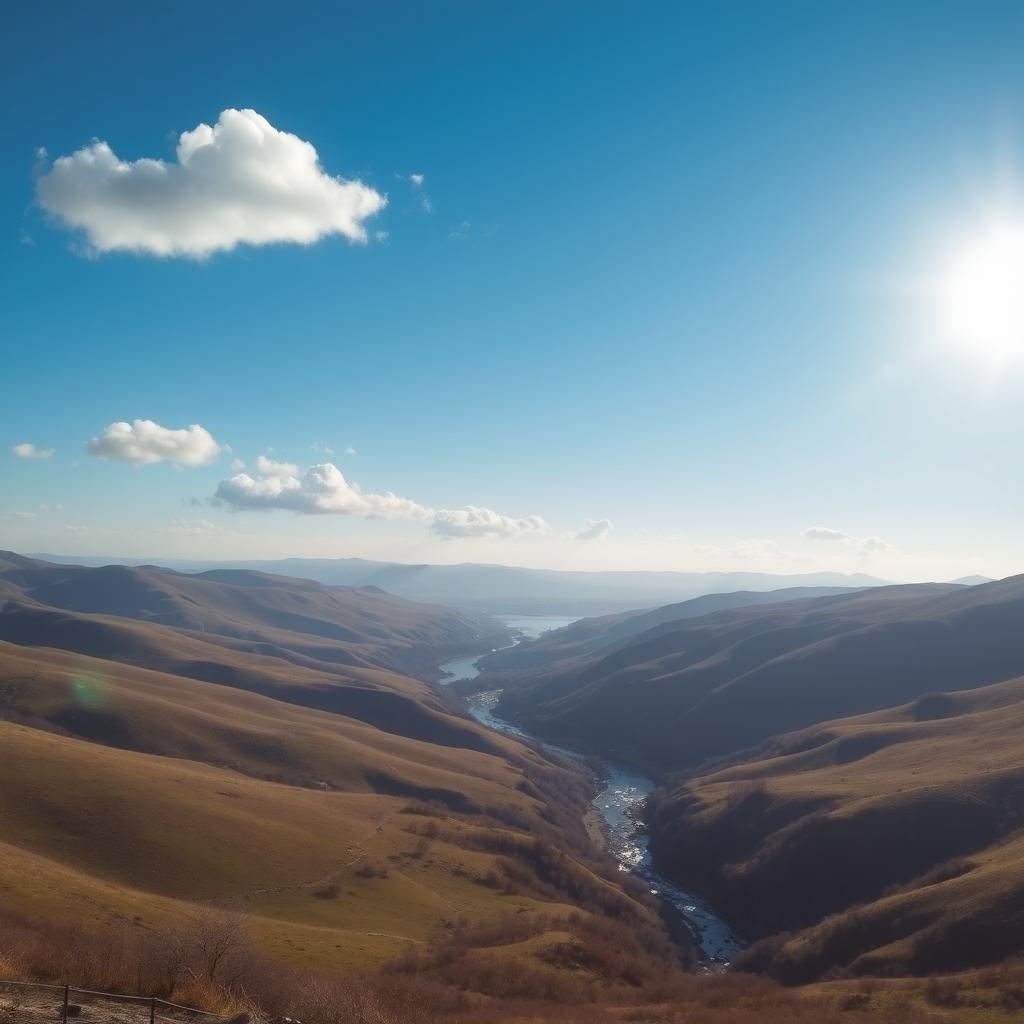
[[214, 460, 549, 539], [12, 442, 54, 460], [87, 419, 224, 466], [36, 108, 386, 258]]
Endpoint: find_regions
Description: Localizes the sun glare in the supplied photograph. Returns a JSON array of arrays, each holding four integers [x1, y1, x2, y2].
[[941, 220, 1024, 359]]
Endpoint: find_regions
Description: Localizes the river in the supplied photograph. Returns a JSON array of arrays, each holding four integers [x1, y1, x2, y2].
[[437, 614, 745, 968]]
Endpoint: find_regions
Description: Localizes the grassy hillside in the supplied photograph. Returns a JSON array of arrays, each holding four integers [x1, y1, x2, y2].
[[473, 585, 866, 678], [0, 554, 682, 1004], [485, 579, 1024, 774], [28, 552, 885, 615], [649, 673, 1024, 980]]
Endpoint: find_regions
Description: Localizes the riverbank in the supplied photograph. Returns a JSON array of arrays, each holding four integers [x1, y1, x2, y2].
[[437, 613, 746, 967]]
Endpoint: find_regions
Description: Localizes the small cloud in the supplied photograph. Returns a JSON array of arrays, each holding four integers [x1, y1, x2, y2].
[[449, 220, 471, 240], [230, 457, 246, 471], [407, 172, 433, 213], [167, 518, 222, 537], [803, 526, 891, 558], [63, 524, 89, 537], [803, 526, 850, 543], [36, 108, 386, 258], [0, 511, 36, 522], [374, 230, 389, 243], [255, 454, 299, 477], [344, 446, 357, 456], [431, 506, 551, 539], [87, 419, 224, 466], [860, 536, 890, 555], [576, 518, 613, 542], [12, 442, 54, 460]]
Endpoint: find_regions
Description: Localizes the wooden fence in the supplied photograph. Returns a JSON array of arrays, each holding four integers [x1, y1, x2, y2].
[[0, 979, 233, 1024]]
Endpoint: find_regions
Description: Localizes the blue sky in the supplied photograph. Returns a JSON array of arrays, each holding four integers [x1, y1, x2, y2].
[[4, 0, 1024, 579]]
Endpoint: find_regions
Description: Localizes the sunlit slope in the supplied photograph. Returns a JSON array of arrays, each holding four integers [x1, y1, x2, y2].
[[0, 553, 671, 984], [492, 578, 1024, 773], [0, 718, 599, 971], [650, 674, 1024, 978], [0, 641, 538, 796]]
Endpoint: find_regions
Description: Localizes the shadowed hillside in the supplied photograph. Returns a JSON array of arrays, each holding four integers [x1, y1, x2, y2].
[[484, 578, 1024, 774], [650, 673, 1024, 980]]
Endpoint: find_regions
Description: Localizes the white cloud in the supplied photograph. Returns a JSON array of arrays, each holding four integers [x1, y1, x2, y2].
[[36, 108, 386, 258], [575, 518, 613, 542], [803, 526, 850, 542], [230, 458, 246, 471], [430, 506, 551, 539], [12, 442, 54, 459], [214, 460, 549, 540], [255, 454, 299, 477], [804, 526, 891, 558], [408, 172, 433, 213], [216, 462, 431, 520], [344, 446, 357, 456], [87, 419, 224, 466], [861, 536, 891, 555], [167, 518, 222, 537]]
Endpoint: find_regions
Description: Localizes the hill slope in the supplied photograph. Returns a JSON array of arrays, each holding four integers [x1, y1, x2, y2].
[[650, 673, 1024, 979], [29, 552, 884, 615], [0, 552, 672, 993], [485, 579, 1024, 773]]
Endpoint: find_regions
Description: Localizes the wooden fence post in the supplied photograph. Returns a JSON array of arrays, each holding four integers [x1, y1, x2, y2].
[[62, 985, 69, 1024], [150, 997, 156, 1024]]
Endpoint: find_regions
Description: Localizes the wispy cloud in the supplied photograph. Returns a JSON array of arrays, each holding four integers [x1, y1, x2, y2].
[[408, 172, 433, 213], [12, 442, 54, 460], [87, 419, 225, 466], [804, 525, 891, 557], [36, 109, 386, 258], [575, 518, 613, 541]]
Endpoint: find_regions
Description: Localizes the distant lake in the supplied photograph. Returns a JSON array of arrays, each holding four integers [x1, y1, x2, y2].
[[437, 614, 580, 683]]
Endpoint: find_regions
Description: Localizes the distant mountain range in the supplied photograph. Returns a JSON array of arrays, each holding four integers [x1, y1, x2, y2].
[[30, 552, 887, 614]]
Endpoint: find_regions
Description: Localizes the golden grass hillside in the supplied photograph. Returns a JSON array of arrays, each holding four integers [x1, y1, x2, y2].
[[0, 554, 679, 1002], [649, 674, 1024, 980]]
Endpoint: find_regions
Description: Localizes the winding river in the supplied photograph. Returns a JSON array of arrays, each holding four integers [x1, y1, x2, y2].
[[438, 615, 745, 968]]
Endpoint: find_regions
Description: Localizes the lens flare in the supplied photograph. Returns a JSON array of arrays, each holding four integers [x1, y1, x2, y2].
[[70, 670, 109, 708]]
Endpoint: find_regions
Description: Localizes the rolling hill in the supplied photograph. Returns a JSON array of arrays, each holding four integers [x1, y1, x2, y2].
[[483, 578, 1024, 774], [0, 552, 674, 998], [30, 552, 885, 615], [650, 672, 1024, 980]]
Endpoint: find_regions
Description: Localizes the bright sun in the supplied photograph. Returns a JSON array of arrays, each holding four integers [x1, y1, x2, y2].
[[941, 221, 1024, 358]]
